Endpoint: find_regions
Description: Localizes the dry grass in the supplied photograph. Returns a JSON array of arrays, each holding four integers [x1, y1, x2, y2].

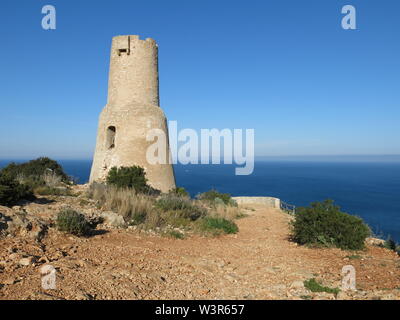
[[88, 183, 155, 224], [42, 171, 62, 187], [87, 183, 240, 236], [208, 203, 244, 221], [15, 173, 27, 185]]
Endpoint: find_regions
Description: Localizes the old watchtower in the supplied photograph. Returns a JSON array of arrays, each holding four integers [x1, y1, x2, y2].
[[89, 35, 176, 192]]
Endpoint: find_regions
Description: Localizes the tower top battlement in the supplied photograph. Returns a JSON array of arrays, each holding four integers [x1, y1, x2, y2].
[[111, 35, 157, 55], [107, 35, 160, 107]]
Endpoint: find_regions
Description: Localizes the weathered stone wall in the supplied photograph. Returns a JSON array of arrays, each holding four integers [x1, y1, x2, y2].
[[90, 35, 176, 192], [108, 35, 159, 107], [232, 197, 281, 209]]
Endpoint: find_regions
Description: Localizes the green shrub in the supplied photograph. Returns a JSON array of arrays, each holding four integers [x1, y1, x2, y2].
[[0, 158, 70, 188], [197, 189, 237, 206], [56, 209, 92, 236], [106, 166, 159, 194], [168, 187, 190, 198], [291, 200, 370, 250], [382, 237, 400, 255], [304, 278, 340, 295], [155, 194, 206, 221], [129, 210, 147, 225], [199, 217, 239, 235], [383, 237, 397, 251], [0, 174, 34, 206]]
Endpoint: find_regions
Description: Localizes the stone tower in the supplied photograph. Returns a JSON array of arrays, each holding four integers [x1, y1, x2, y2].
[[89, 35, 176, 192]]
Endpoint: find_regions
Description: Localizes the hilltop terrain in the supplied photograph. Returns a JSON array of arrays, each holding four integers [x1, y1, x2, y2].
[[1, 185, 399, 300]]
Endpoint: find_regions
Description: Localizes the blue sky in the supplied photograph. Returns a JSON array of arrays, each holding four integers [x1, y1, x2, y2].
[[0, 0, 399, 159]]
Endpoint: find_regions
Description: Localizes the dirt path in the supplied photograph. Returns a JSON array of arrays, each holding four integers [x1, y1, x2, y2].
[[1, 204, 399, 300]]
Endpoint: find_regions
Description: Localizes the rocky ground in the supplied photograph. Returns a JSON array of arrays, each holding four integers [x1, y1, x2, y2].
[[1, 186, 399, 300]]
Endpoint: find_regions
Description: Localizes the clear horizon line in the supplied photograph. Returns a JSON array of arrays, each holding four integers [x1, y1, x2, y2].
[[1, 154, 400, 161]]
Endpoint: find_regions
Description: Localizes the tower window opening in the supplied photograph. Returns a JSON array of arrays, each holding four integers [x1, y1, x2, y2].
[[117, 48, 129, 56], [106, 126, 116, 149]]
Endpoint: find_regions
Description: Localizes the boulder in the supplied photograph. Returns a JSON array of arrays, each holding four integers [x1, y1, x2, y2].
[[18, 256, 36, 266], [100, 211, 126, 228]]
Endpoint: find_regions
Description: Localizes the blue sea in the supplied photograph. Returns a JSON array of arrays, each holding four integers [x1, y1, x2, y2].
[[1, 159, 399, 242]]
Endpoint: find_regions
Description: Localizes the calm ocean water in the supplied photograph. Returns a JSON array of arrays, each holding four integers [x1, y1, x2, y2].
[[1, 159, 399, 242]]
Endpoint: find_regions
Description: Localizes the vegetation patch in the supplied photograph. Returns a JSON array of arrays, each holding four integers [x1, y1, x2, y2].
[[165, 230, 185, 239], [1, 157, 70, 189], [304, 278, 340, 295], [88, 179, 240, 238], [155, 194, 206, 221], [88, 183, 155, 224], [291, 199, 371, 250], [380, 237, 400, 255], [168, 187, 190, 198], [211, 204, 245, 221], [0, 158, 73, 203], [106, 166, 159, 194], [34, 186, 73, 196], [0, 173, 34, 207], [199, 217, 239, 235], [197, 189, 237, 207], [56, 209, 92, 236]]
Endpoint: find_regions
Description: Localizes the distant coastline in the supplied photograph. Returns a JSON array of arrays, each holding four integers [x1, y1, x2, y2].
[[2, 154, 400, 163]]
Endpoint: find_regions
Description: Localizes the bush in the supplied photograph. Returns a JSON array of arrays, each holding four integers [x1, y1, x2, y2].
[[1, 158, 70, 188], [56, 209, 92, 236], [291, 200, 370, 250], [106, 166, 159, 194], [155, 194, 206, 221], [168, 187, 190, 198], [199, 217, 239, 235], [197, 189, 237, 206], [382, 237, 400, 255], [383, 237, 397, 251], [0, 173, 34, 206]]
